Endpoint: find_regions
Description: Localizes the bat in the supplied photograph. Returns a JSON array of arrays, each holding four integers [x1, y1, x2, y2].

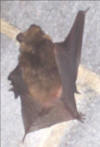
[[8, 9, 88, 141]]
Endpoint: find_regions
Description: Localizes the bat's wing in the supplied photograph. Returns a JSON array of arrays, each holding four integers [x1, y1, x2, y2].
[[8, 66, 61, 138], [8, 65, 74, 138], [55, 10, 87, 119]]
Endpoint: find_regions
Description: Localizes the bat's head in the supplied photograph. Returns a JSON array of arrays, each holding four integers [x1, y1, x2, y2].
[[16, 24, 51, 53]]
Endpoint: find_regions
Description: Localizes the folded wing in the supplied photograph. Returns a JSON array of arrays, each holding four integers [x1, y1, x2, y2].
[[55, 10, 87, 118]]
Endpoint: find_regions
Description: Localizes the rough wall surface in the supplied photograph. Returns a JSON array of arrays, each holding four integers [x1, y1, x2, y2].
[[1, 1, 100, 147]]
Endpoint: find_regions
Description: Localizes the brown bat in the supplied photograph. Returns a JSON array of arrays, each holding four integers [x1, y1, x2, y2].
[[8, 9, 88, 140]]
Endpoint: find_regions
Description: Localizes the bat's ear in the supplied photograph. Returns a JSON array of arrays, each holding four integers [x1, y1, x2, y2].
[[16, 33, 24, 42]]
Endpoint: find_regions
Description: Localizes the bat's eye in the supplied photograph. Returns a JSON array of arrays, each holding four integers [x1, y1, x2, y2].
[[16, 33, 24, 42]]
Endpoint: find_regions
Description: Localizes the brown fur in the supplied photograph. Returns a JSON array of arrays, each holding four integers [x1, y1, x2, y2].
[[17, 25, 61, 107]]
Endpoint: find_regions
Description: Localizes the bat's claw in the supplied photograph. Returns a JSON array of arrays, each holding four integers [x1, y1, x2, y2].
[[76, 112, 85, 123]]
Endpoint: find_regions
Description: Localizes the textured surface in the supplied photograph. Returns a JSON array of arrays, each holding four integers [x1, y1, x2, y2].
[[1, 1, 100, 147], [59, 88, 100, 147]]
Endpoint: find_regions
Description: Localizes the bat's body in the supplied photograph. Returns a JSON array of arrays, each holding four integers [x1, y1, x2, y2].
[[8, 10, 87, 140]]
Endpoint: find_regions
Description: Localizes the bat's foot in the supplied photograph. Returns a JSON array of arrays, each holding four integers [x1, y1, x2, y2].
[[76, 112, 85, 123]]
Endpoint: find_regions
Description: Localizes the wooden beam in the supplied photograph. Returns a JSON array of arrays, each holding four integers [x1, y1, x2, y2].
[[1, 18, 20, 40]]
